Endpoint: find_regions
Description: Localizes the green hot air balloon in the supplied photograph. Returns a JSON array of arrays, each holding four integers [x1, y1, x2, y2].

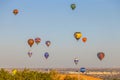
[[71, 4, 76, 10]]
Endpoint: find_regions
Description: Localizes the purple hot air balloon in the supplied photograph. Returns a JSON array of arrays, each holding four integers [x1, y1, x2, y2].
[[28, 50, 32, 58], [44, 52, 49, 59], [45, 41, 51, 47], [74, 58, 79, 65]]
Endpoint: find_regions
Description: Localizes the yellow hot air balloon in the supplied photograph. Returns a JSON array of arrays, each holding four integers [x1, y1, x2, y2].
[[12, 69, 17, 75], [74, 32, 82, 40]]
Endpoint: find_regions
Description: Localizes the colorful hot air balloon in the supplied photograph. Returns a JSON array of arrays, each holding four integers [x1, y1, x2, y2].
[[13, 9, 19, 15], [28, 39, 34, 47], [44, 52, 49, 59], [80, 67, 86, 73], [74, 58, 79, 65], [28, 50, 32, 58], [35, 37, 41, 45], [71, 4, 76, 10], [45, 41, 51, 47], [74, 32, 82, 41], [82, 37, 87, 43], [97, 52, 105, 61]]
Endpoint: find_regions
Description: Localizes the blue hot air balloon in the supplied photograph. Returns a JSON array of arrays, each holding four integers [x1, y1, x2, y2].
[[44, 52, 49, 59], [80, 67, 86, 73]]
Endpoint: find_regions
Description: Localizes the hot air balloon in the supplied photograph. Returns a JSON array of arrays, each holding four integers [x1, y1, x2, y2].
[[71, 4, 76, 10], [13, 9, 19, 15], [82, 37, 87, 43], [45, 41, 51, 47], [28, 39, 34, 47], [28, 50, 32, 58], [44, 52, 49, 59], [97, 52, 105, 61], [74, 32, 82, 41], [74, 58, 79, 65], [35, 37, 41, 45], [12, 69, 17, 75], [80, 67, 86, 73]]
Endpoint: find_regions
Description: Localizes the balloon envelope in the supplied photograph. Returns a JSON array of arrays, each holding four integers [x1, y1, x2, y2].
[[80, 67, 86, 73], [82, 37, 87, 43], [12, 69, 17, 75], [44, 52, 49, 59], [13, 9, 19, 15], [71, 4, 76, 10], [28, 39, 34, 47], [74, 58, 79, 65], [45, 41, 51, 47], [28, 50, 32, 58], [74, 32, 82, 40], [35, 37, 41, 45], [97, 52, 105, 61]]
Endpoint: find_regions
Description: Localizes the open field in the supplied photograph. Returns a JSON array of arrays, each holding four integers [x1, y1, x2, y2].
[[1, 68, 120, 80], [0, 68, 102, 80], [59, 74, 102, 80]]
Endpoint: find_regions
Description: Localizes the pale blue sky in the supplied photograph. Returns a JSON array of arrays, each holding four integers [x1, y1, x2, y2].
[[0, 0, 120, 68]]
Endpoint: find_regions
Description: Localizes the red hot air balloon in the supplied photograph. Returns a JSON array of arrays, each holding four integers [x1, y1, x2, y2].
[[13, 9, 19, 15], [28, 39, 34, 47], [82, 37, 87, 43], [97, 52, 105, 61], [35, 37, 41, 45]]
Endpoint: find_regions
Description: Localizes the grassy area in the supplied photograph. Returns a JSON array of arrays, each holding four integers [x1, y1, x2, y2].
[[59, 74, 102, 80], [0, 68, 103, 80]]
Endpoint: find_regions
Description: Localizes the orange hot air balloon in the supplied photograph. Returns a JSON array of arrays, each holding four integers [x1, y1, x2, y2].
[[13, 9, 19, 15], [97, 52, 105, 61], [28, 39, 34, 47], [35, 37, 41, 45], [82, 37, 87, 43]]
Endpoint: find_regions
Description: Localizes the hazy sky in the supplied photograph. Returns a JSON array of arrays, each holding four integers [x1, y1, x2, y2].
[[0, 0, 120, 68]]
